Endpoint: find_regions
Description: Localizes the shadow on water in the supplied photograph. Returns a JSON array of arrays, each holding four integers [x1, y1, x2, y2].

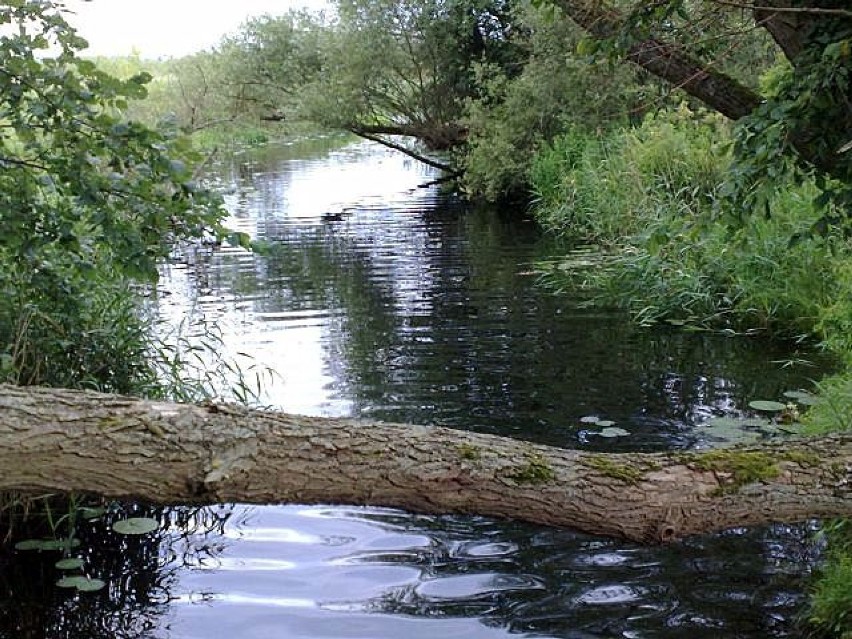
[[0, 138, 836, 638]]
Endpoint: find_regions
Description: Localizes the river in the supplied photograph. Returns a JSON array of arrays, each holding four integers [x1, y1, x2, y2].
[[0, 137, 833, 638]]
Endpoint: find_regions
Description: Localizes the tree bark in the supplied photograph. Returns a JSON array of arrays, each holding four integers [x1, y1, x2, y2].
[[0, 384, 849, 543], [753, 0, 809, 61]]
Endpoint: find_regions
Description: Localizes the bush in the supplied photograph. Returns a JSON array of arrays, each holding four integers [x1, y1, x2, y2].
[[460, 3, 646, 202]]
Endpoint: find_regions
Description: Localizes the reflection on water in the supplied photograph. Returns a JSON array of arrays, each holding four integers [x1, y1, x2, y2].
[[2, 504, 817, 638], [1, 137, 832, 638], [168, 505, 776, 639]]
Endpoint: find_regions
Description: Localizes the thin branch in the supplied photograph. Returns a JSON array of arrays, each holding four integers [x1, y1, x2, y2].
[[351, 130, 454, 172], [0, 156, 49, 171], [191, 147, 220, 181]]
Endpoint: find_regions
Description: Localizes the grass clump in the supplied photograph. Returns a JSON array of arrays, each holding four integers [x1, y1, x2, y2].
[[799, 373, 852, 638], [809, 520, 852, 639], [801, 373, 852, 436], [531, 105, 846, 338]]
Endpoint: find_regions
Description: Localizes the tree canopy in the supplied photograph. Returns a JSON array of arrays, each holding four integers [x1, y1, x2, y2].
[[551, 0, 852, 221]]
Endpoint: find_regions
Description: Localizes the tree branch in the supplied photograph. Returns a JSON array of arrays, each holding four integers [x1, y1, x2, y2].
[[351, 129, 456, 172], [553, 0, 763, 120], [708, 0, 852, 19]]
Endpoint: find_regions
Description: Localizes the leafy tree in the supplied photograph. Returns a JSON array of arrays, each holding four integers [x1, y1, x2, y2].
[[217, 10, 330, 126], [549, 0, 852, 225], [0, 1, 225, 389], [461, 2, 651, 200], [219, 0, 526, 168]]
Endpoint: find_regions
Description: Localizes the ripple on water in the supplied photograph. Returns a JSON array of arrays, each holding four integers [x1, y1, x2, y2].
[[453, 541, 520, 559], [574, 584, 646, 605], [571, 551, 633, 568], [415, 573, 546, 601]]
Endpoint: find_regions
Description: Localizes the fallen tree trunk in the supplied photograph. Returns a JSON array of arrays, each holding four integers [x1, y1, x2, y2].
[[0, 384, 849, 543]]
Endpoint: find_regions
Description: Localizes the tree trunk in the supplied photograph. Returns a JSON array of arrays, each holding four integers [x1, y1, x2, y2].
[[0, 384, 849, 543], [553, 0, 851, 176], [552, 0, 762, 120]]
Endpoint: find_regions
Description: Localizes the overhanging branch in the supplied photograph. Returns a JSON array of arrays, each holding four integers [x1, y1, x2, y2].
[[352, 129, 457, 173]]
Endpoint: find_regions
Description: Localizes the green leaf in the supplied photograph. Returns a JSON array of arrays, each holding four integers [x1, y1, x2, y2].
[[14, 539, 47, 551], [55, 557, 85, 570], [38, 538, 81, 551], [56, 576, 106, 592], [596, 427, 630, 438], [694, 416, 774, 445], [748, 400, 786, 412], [112, 517, 159, 535], [16, 538, 80, 551]]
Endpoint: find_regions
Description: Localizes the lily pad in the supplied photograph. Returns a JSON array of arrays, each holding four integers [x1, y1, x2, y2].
[[783, 390, 820, 406], [55, 557, 85, 570], [112, 517, 158, 536], [597, 427, 631, 438], [79, 506, 106, 520], [39, 538, 81, 551], [56, 576, 106, 592], [694, 416, 774, 446], [783, 390, 810, 400], [16, 538, 80, 551], [596, 420, 616, 428], [748, 400, 787, 412]]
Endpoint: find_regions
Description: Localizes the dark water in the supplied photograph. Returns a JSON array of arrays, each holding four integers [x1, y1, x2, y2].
[[0, 138, 834, 638]]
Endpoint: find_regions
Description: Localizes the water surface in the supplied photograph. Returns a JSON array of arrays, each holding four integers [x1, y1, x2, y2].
[[1, 137, 832, 638]]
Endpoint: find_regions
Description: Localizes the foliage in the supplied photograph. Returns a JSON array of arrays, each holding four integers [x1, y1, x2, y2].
[[212, 0, 527, 161], [217, 10, 330, 127], [89, 51, 293, 149], [531, 106, 849, 338], [561, 0, 852, 229], [461, 2, 648, 200], [802, 373, 852, 436], [725, 10, 852, 231], [329, 0, 521, 143], [809, 520, 852, 639], [0, 1, 225, 391]]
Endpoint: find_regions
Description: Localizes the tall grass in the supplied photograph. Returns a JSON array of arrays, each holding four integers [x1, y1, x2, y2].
[[530, 105, 850, 340]]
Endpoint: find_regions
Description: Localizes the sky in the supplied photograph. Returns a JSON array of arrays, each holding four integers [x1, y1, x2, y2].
[[63, 0, 328, 58]]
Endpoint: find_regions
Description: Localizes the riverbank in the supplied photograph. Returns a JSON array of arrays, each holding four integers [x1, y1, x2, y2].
[[529, 106, 852, 636]]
